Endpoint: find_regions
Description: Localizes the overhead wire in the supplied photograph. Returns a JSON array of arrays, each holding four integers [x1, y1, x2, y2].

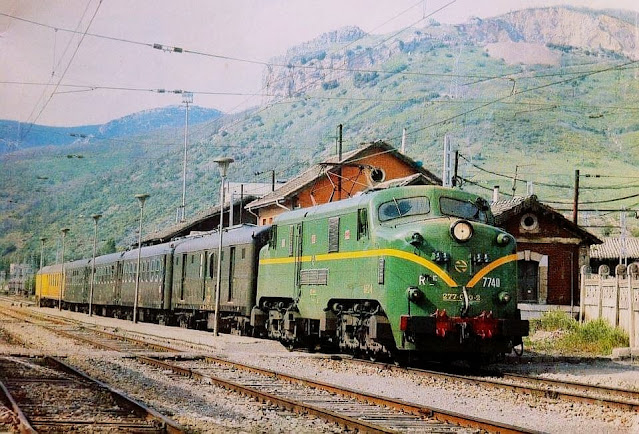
[[21, 1, 103, 139]]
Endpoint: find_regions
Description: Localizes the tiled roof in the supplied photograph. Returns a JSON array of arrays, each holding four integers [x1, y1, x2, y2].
[[245, 141, 441, 210], [590, 237, 639, 259], [490, 196, 529, 221], [142, 195, 256, 244], [491, 194, 602, 245]]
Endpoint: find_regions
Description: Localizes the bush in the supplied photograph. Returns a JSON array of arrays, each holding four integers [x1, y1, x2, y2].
[[527, 311, 629, 355], [561, 319, 628, 354], [532, 309, 578, 333]]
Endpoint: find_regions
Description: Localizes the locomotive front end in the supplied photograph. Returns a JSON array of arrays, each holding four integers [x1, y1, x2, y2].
[[373, 186, 529, 359]]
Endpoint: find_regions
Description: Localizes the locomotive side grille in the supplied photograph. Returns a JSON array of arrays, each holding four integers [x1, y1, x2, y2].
[[328, 217, 340, 253], [300, 269, 329, 285]]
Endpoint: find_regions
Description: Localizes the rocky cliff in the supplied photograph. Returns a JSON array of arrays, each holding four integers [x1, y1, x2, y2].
[[262, 7, 639, 99]]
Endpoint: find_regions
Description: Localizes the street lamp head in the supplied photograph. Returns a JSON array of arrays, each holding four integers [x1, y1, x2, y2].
[[134, 194, 150, 206], [213, 157, 234, 177], [40, 237, 47, 243], [91, 213, 102, 222], [60, 228, 70, 236]]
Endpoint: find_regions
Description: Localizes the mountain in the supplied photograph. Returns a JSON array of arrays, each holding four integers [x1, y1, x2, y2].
[[264, 7, 639, 98], [2, 6, 639, 269], [0, 105, 223, 153]]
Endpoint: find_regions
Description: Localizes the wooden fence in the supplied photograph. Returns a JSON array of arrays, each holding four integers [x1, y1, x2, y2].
[[580, 264, 638, 348]]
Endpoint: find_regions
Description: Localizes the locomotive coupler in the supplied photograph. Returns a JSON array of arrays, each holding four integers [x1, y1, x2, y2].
[[460, 286, 470, 317]]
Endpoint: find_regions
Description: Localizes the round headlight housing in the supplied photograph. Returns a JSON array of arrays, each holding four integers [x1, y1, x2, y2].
[[451, 220, 473, 242], [496, 233, 511, 246]]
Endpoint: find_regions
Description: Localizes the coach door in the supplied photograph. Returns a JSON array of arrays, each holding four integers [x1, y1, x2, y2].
[[180, 253, 188, 300], [227, 247, 236, 302], [201, 251, 208, 303], [114, 262, 123, 304]]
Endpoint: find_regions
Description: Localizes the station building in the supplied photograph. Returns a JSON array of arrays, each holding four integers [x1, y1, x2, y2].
[[491, 194, 602, 318]]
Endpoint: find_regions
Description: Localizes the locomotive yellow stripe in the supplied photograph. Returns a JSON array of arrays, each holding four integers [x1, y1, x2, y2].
[[259, 248, 458, 287], [466, 254, 519, 288]]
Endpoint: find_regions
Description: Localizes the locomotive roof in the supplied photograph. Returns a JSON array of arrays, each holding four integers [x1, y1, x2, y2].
[[173, 224, 269, 253], [273, 185, 484, 224]]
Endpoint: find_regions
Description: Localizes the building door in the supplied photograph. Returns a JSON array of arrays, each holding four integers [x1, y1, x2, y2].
[[518, 260, 538, 302]]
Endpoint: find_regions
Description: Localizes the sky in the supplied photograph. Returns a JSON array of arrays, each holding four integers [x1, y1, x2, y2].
[[1, 0, 638, 126]]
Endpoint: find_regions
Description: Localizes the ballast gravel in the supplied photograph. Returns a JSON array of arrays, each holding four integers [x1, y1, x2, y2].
[[1, 301, 639, 433]]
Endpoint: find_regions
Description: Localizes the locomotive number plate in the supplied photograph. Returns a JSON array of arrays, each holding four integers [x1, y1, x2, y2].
[[442, 293, 481, 302]]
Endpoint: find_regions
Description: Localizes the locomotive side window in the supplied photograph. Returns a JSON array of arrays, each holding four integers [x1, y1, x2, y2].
[[269, 225, 277, 249], [378, 197, 430, 222], [440, 197, 488, 223], [357, 208, 368, 239]]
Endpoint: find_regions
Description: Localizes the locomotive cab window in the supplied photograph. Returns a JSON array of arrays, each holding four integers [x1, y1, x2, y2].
[[378, 197, 430, 222], [439, 197, 488, 223]]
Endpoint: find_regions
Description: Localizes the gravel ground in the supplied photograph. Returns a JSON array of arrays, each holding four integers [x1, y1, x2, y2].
[[2, 301, 639, 433]]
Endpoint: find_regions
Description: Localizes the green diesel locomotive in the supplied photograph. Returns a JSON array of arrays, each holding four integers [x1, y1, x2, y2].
[[251, 185, 529, 360]]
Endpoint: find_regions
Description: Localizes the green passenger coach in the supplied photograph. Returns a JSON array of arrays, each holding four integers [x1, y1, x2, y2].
[[252, 185, 529, 360]]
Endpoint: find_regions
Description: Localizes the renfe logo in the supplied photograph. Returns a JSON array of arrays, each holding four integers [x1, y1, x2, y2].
[[454, 260, 468, 273]]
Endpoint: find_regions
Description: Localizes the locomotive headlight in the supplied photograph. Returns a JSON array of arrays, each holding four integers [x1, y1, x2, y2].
[[451, 220, 473, 242], [496, 233, 511, 246], [498, 291, 512, 304], [406, 287, 424, 303]]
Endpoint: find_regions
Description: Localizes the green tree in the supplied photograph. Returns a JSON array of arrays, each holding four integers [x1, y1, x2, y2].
[[100, 238, 117, 255]]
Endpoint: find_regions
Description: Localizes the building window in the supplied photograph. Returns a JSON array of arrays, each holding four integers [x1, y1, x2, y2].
[[520, 213, 539, 232]]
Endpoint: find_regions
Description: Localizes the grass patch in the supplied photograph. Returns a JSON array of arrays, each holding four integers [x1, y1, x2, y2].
[[525, 311, 628, 356]]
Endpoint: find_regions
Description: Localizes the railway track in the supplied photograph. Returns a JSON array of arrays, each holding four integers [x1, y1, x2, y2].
[[0, 356, 183, 433], [343, 358, 639, 412], [1, 304, 538, 433]]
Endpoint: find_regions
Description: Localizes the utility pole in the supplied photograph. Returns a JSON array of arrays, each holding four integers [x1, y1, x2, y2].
[[572, 169, 580, 224], [442, 135, 454, 187], [452, 150, 459, 187], [621, 210, 628, 266], [401, 128, 406, 154], [178, 92, 193, 223], [337, 124, 343, 201]]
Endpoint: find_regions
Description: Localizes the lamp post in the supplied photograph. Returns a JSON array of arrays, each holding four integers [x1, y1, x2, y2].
[[133, 194, 149, 324], [59, 228, 69, 311], [89, 214, 102, 317], [178, 92, 193, 223], [38, 237, 46, 307], [213, 157, 233, 336]]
